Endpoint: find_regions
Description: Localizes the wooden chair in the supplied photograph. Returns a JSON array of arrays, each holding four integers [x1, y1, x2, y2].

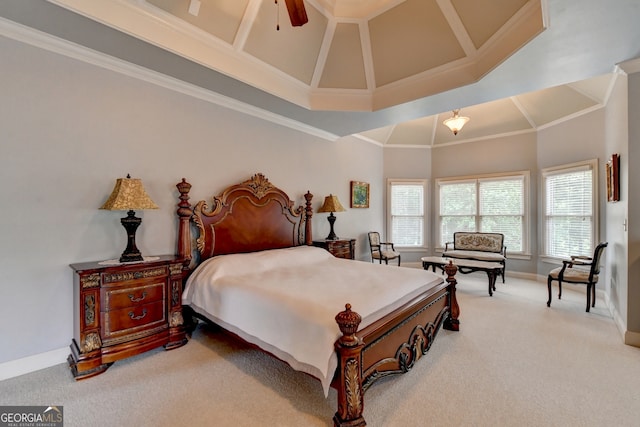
[[368, 232, 401, 266], [547, 242, 608, 312]]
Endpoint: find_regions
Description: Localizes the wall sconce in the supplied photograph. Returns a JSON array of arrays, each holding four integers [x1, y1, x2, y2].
[[100, 174, 159, 262], [317, 194, 346, 240], [443, 109, 470, 135]]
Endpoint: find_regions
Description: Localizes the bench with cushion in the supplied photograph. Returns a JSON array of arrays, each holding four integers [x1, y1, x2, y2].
[[443, 232, 506, 282]]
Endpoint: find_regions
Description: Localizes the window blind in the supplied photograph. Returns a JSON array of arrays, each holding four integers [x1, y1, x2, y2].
[[479, 177, 524, 252], [543, 165, 593, 258], [438, 174, 526, 252], [390, 182, 425, 247]]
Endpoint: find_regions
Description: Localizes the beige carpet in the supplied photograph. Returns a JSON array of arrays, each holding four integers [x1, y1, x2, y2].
[[1, 274, 639, 427]]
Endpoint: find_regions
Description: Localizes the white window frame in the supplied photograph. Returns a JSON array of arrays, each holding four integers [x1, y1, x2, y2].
[[386, 179, 428, 250], [540, 159, 598, 261], [436, 171, 530, 256]]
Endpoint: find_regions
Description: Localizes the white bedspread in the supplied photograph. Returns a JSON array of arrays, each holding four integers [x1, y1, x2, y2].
[[183, 245, 443, 395]]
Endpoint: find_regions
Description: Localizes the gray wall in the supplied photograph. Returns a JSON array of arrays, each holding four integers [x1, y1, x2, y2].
[[604, 74, 629, 335], [536, 109, 608, 272], [0, 35, 383, 365], [627, 71, 640, 338], [382, 147, 432, 263]]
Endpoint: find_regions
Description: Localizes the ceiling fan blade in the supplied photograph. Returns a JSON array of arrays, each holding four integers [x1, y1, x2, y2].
[[284, 0, 308, 27]]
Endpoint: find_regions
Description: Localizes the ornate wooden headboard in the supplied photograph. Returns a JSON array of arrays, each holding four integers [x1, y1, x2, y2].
[[176, 174, 313, 265]]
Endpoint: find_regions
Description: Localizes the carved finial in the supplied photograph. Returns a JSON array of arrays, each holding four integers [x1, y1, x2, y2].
[[176, 178, 192, 217], [335, 303, 362, 347], [444, 260, 458, 284], [304, 190, 313, 218], [304, 190, 313, 201]]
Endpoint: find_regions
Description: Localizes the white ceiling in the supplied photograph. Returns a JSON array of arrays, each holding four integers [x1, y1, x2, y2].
[[6, 0, 636, 145]]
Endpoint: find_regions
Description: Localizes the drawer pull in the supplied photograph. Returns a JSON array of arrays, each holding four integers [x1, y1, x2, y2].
[[128, 291, 147, 303], [128, 309, 147, 321]]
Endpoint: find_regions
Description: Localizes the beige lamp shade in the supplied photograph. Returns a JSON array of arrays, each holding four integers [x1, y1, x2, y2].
[[100, 175, 159, 211], [317, 194, 346, 213]]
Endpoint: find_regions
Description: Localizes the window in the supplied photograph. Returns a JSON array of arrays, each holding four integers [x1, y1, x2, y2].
[[542, 160, 597, 259], [387, 180, 426, 248], [437, 172, 528, 254]]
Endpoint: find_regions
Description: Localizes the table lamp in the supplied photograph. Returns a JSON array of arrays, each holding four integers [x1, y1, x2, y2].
[[317, 194, 345, 240], [100, 174, 159, 262]]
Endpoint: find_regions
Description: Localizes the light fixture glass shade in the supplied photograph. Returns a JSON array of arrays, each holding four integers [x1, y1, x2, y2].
[[100, 175, 159, 211], [317, 194, 346, 213], [443, 109, 470, 135]]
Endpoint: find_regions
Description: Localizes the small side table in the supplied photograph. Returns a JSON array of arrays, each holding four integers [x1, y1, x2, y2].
[[68, 255, 188, 379], [313, 239, 356, 259]]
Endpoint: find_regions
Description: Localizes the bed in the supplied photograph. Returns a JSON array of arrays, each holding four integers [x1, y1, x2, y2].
[[175, 173, 460, 426]]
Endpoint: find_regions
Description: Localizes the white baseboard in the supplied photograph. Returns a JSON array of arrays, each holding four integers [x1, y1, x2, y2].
[[0, 347, 68, 381]]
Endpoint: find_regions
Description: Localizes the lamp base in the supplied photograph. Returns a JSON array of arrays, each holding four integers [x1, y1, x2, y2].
[[326, 212, 339, 240], [119, 251, 143, 263], [119, 210, 144, 263]]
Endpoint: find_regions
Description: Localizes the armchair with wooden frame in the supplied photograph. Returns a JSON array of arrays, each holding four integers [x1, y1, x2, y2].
[[546, 242, 608, 312], [368, 231, 401, 266]]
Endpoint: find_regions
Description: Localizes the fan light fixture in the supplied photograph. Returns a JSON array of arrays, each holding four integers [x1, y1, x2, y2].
[[275, 0, 308, 30], [443, 109, 470, 135]]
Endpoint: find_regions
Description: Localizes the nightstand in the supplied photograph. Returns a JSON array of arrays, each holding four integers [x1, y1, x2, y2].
[[313, 239, 356, 259], [68, 255, 188, 379]]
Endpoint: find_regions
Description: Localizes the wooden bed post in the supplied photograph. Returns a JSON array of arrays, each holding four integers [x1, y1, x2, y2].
[[443, 261, 460, 331], [176, 178, 193, 265], [334, 304, 366, 427], [304, 191, 313, 245]]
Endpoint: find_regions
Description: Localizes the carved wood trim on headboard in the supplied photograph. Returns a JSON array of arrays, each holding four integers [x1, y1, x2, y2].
[[176, 174, 312, 265]]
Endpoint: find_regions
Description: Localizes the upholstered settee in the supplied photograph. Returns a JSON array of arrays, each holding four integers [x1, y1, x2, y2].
[[443, 232, 506, 281]]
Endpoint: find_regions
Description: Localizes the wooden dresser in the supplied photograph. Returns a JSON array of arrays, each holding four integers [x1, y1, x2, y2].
[[68, 255, 188, 379], [312, 239, 356, 259]]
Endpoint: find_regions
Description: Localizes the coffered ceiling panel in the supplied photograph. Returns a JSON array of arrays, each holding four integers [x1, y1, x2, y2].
[[386, 116, 437, 146], [244, 1, 328, 85], [319, 22, 366, 89], [515, 85, 599, 126], [368, 0, 465, 86], [453, 0, 530, 49]]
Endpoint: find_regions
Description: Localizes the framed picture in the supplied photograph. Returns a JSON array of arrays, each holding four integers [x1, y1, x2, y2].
[[606, 153, 620, 202], [350, 181, 370, 208]]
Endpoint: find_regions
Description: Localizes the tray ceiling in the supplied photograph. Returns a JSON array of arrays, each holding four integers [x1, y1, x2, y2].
[[49, 0, 546, 112], [358, 72, 616, 147]]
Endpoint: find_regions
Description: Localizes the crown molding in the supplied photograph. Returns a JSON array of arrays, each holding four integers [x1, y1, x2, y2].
[[0, 16, 338, 141]]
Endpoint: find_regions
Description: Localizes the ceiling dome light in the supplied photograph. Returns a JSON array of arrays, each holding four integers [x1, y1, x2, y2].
[[443, 109, 470, 135]]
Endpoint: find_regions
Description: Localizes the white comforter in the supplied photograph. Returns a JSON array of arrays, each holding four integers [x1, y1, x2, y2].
[[183, 245, 443, 395]]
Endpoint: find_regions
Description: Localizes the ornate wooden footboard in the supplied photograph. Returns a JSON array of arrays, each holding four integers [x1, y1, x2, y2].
[[333, 262, 458, 426], [175, 174, 459, 427]]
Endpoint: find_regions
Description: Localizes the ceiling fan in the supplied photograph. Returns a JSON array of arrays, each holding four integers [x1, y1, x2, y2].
[[282, 0, 308, 27]]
